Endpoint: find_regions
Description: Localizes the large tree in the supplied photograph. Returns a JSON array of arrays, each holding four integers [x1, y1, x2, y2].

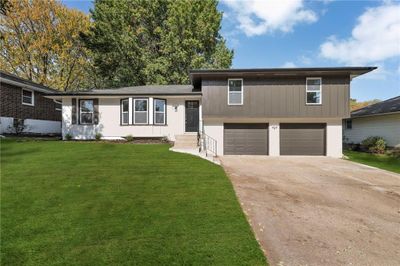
[[350, 98, 381, 111], [0, 0, 94, 91], [83, 0, 233, 88]]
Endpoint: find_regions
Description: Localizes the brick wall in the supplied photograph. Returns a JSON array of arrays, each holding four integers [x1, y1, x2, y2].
[[0, 82, 61, 121]]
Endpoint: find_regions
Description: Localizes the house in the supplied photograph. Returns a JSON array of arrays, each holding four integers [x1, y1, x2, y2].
[[344, 96, 400, 148], [0, 71, 62, 135], [44, 67, 376, 157]]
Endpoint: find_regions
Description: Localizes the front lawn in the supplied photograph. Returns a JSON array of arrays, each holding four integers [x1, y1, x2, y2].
[[344, 150, 400, 174], [1, 139, 266, 265]]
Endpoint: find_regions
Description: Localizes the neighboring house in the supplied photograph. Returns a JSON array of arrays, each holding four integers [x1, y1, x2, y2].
[[45, 67, 375, 157], [0, 71, 62, 135], [344, 96, 400, 148]]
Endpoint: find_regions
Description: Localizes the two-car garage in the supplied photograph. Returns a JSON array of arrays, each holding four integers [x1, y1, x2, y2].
[[223, 123, 326, 156]]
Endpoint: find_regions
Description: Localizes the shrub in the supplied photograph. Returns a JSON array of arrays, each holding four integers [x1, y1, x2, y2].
[[65, 133, 72, 141], [391, 148, 400, 158], [8, 118, 29, 135], [361, 136, 386, 154], [95, 133, 102, 141], [125, 134, 134, 142]]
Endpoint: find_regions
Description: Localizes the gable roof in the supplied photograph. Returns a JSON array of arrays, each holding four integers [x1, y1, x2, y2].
[[351, 96, 400, 118], [0, 71, 58, 94], [46, 84, 201, 96]]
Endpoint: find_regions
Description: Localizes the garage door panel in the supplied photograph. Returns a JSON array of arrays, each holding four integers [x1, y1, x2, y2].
[[280, 123, 326, 155], [224, 123, 268, 155]]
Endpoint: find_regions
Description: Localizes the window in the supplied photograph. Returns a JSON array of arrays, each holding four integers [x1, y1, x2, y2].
[[121, 99, 129, 125], [306, 78, 322, 104], [54, 100, 62, 111], [345, 119, 352, 130], [154, 99, 166, 125], [134, 98, 148, 124], [228, 79, 243, 105], [79, 99, 94, 124], [22, 89, 34, 106]]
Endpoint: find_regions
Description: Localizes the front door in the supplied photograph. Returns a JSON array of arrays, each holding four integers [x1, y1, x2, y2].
[[185, 100, 199, 132]]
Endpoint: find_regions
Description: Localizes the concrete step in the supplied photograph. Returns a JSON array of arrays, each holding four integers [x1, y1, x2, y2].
[[174, 134, 198, 150], [173, 144, 199, 149], [175, 134, 198, 141]]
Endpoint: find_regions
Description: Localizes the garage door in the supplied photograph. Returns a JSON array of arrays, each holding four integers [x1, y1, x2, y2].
[[224, 123, 268, 155], [280, 123, 326, 155]]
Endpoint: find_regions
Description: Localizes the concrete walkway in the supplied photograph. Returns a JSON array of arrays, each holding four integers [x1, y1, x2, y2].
[[221, 156, 400, 266]]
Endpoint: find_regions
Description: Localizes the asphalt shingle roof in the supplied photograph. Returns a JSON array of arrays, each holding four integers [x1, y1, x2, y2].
[[47, 85, 200, 96], [0, 71, 58, 93], [351, 96, 400, 118]]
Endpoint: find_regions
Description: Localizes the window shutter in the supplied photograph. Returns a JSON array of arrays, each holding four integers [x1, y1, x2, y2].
[[93, 99, 99, 124], [71, 98, 77, 124]]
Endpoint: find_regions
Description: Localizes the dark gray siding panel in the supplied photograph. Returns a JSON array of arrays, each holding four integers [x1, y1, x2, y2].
[[280, 123, 326, 155], [202, 76, 350, 118], [224, 123, 268, 155]]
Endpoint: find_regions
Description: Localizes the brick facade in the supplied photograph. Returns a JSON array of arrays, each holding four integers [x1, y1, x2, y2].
[[0, 82, 61, 121]]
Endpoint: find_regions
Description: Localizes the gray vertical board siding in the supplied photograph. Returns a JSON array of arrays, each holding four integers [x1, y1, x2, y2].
[[223, 123, 269, 155], [202, 76, 350, 118], [280, 123, 326, 155]]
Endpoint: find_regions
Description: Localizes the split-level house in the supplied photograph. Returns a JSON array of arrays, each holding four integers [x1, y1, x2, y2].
[[0, 71, 62, 135], [45, 67, 376, 157]]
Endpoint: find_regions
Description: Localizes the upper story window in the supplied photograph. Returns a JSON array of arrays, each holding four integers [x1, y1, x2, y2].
[[306, 77, 322, 105], [121, 99, 129, 125], [22, 89, 34, 106], [154, 99, 166, 125], [134, 98, 148, 124], [79, 99, 94, 124], [228, 79, 243, 105]]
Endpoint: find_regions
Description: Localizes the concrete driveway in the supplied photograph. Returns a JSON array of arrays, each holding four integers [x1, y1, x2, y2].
[[220, 156, 400, 266]]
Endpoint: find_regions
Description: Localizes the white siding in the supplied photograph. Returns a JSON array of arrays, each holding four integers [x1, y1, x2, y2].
[[344, 113, 400, 147], [62, 97, 200, 140], [0, 116, 61, 134]]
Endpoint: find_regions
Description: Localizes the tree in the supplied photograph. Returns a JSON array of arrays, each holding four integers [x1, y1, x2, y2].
[[350, 98, 381, 111], [83, 0, 233, 88], [0, 0, 94, 91]]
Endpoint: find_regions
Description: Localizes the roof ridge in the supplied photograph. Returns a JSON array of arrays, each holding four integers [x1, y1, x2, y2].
[[352, 95, 400, 113]]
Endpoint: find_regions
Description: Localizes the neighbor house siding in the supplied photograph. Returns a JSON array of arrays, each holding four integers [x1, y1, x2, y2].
[[344, 113, 400, 147], [0, 82, 61, 121], [202, 76, 350, 118]]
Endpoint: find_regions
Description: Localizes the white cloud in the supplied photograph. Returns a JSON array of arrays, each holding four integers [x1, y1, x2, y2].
[[320, 3, 400, 65], [221, 0, 317, 36], [281, 61, 297, 68]]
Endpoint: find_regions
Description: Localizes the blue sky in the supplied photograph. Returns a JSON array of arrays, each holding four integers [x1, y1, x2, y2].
[[63, 0, 399, 101]]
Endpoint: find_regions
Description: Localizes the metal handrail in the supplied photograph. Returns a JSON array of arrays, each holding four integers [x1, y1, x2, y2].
[[199, 131, 217, 157]]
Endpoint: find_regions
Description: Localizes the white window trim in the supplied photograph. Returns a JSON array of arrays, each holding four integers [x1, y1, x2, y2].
[[227, 78, 243, 105], [154, 99, 166, 125], [79, 99, 94, 125], [133, 98, 148, 125], [306, 77, 322, 105], [121, 99, 129, 125], [22, 88, 34, 106]]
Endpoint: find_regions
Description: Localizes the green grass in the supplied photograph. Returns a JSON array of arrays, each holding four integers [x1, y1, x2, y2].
[[1, 139, 266, 265], [344, 150, 400, 174]]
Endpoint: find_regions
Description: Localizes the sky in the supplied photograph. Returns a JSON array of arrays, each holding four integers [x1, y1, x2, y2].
[[62, 0, 400, 101]]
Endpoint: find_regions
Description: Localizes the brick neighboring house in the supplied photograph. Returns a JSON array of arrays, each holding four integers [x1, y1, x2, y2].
[[0, 71, 61, 135]]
